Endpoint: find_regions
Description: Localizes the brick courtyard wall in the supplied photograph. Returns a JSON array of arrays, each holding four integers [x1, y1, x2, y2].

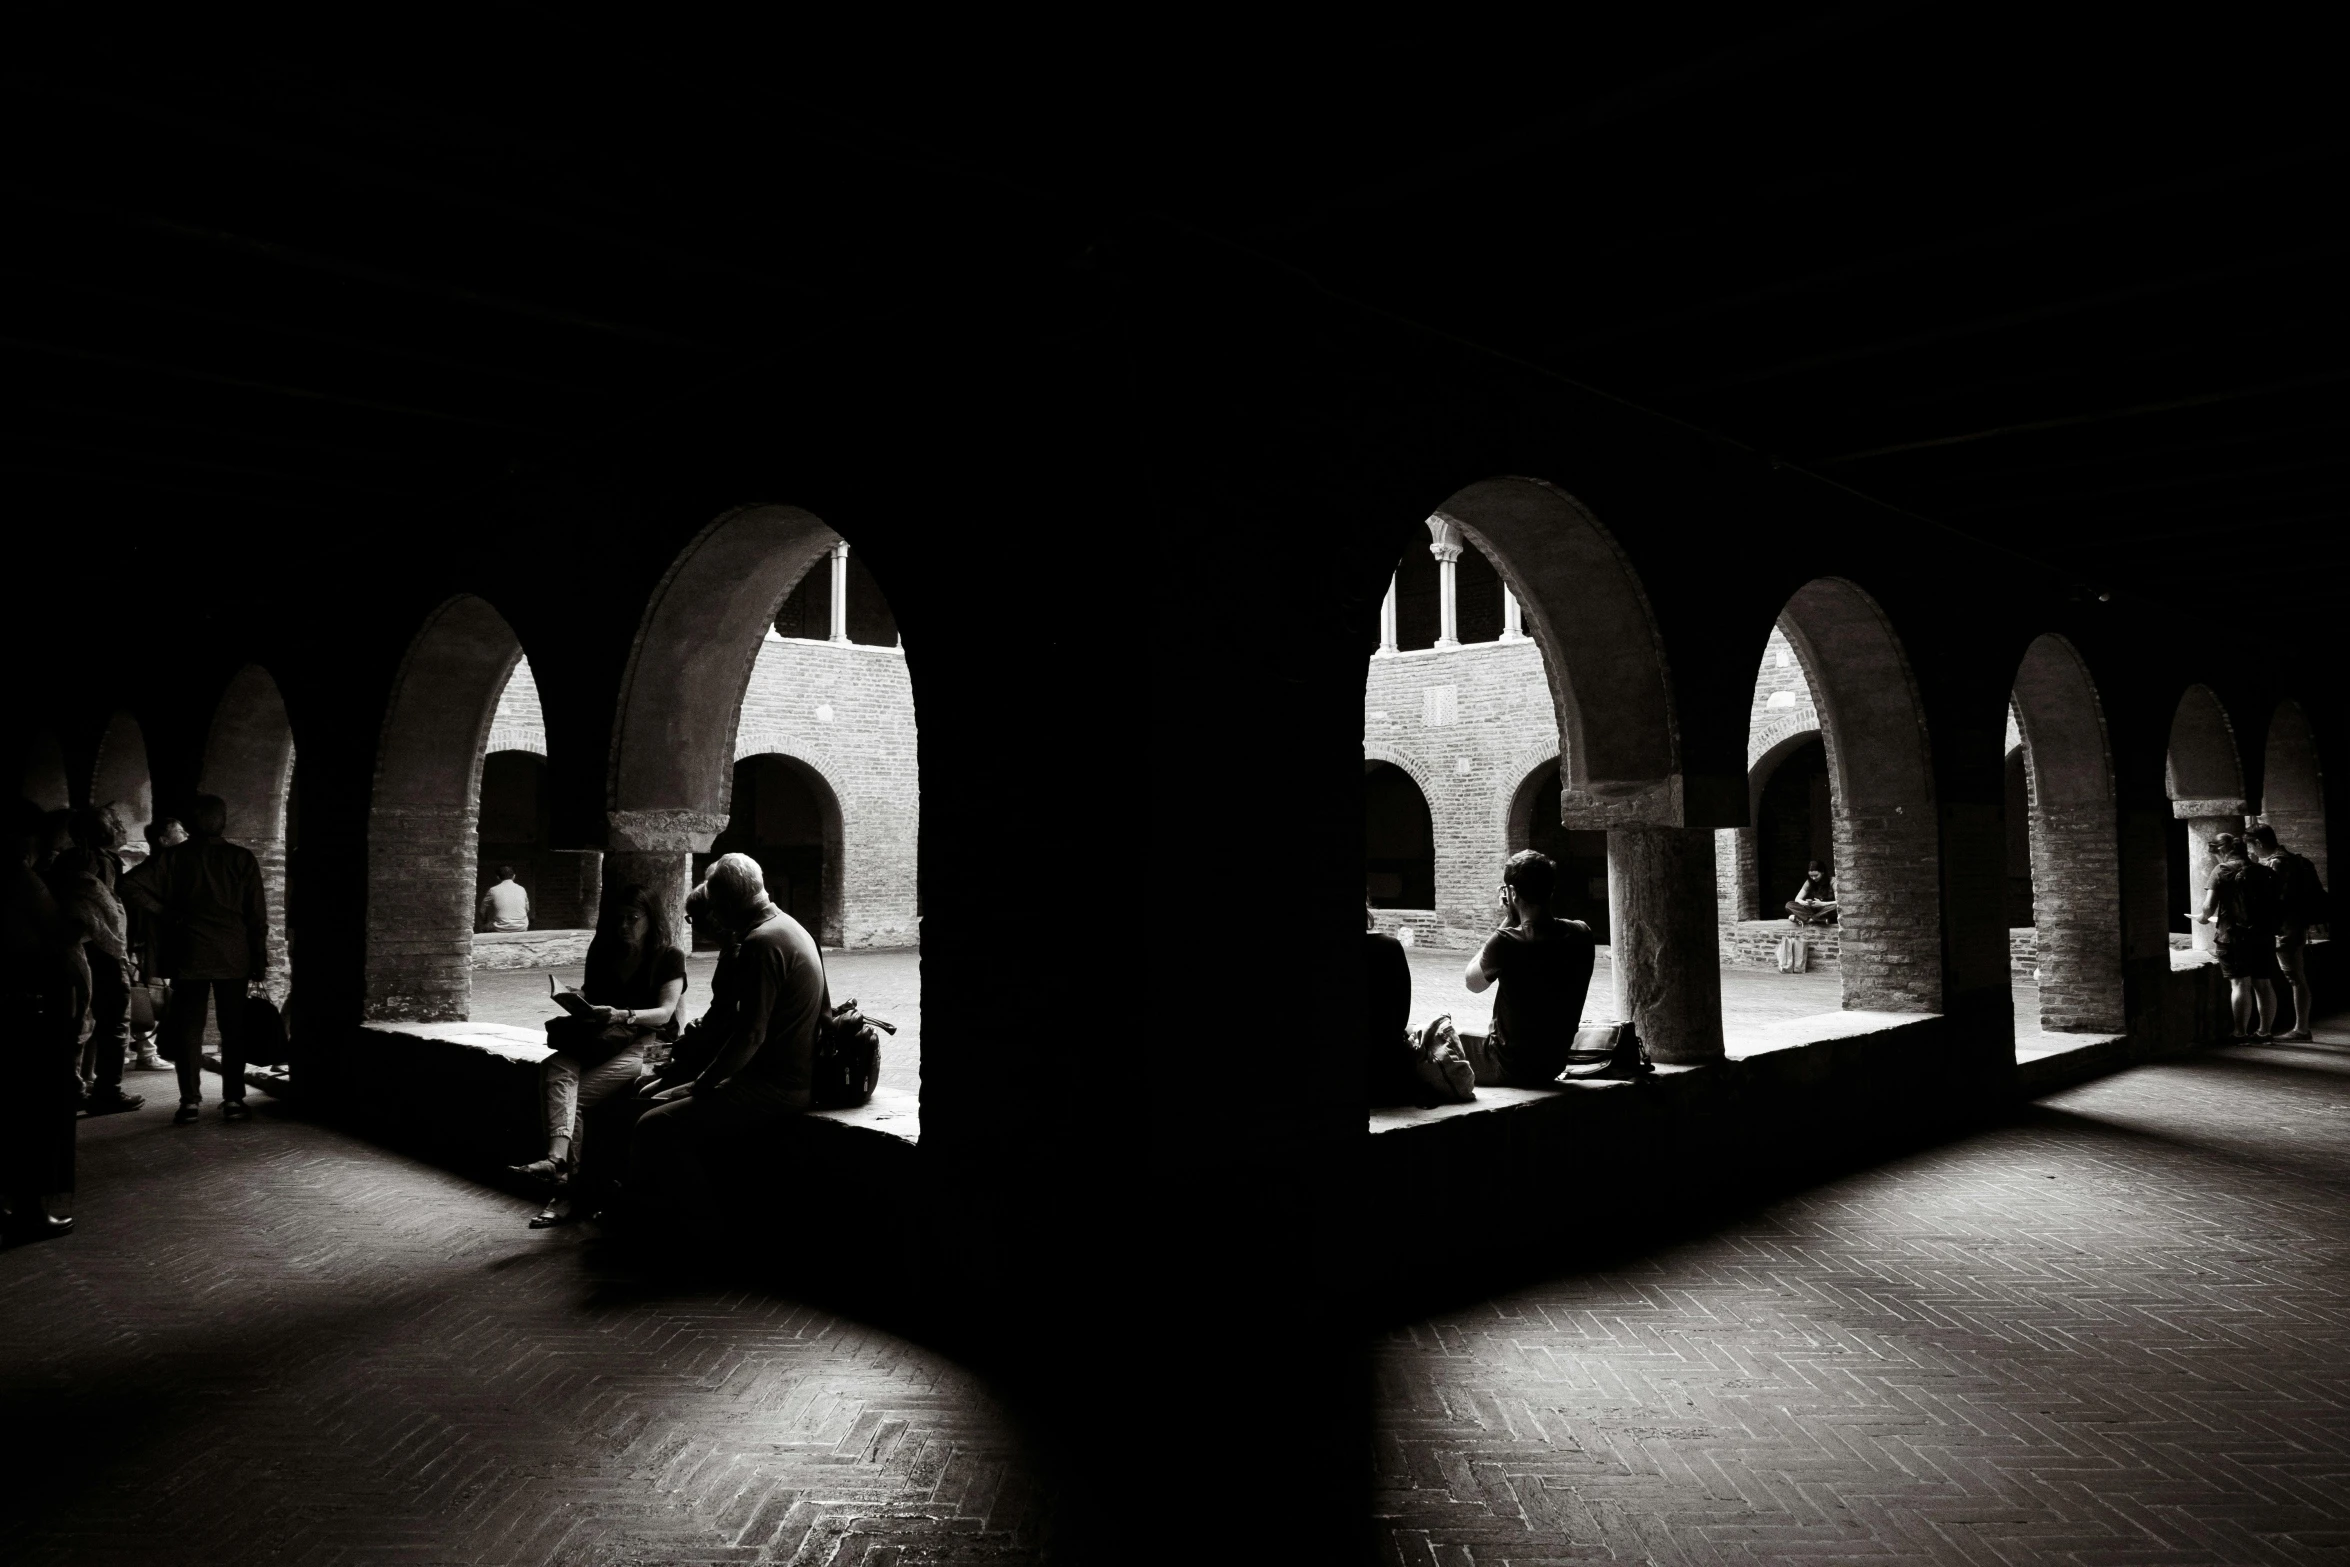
[[484, 656, 547, 757], [733, 636, 919, 949], [1364, 637, 1559, 949]]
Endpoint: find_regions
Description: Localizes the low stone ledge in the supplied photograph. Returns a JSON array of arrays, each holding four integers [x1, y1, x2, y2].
[[1719, 919, 1840, 969], [2015, 1031, 2130, 1096], [471, 929, 596, 971]]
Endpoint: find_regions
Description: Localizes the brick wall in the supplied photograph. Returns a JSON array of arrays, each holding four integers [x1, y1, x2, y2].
[[1363, 637, 1559, 949], [732, 636, 919, 949], [485, 657, 547, 756]]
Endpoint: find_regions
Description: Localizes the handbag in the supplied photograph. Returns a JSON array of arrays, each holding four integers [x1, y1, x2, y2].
[[1409, 1015, 1476, 1105], [1777, 933, 1810, 973], [812, 999, 893, 1109], [543, 1013, 642, 1067]]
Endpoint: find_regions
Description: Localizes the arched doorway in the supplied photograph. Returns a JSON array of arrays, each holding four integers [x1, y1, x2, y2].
[[1503, 757, 1609, 938], [200, 665, 297, 998], [476, 751, 550, 928], [1774, 579, 1941, 1013], [365, 595, 526, 1021], [1752, 734, 1832, 924], [1363, 759, 1435, 911], [704, 753, 845, 947], [2010, 634, 2124, 1035], [89, 712, 154, 857], [2165, 684, 2245, 956]]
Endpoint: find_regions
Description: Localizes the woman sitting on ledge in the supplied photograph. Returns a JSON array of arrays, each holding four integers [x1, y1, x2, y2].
[[511, 881, 686, 1227]]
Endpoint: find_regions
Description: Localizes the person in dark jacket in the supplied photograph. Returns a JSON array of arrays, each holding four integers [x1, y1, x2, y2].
[[121, 794, 269, 1123], [2249, 824, 2328, 1042], [5, 801, 84, 1244], [629, 853, 826, 1234], [1365, 903, 1418, 1107]]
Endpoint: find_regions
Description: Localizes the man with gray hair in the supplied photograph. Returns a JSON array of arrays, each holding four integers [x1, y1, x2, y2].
[[629, 852, 826, 1233]]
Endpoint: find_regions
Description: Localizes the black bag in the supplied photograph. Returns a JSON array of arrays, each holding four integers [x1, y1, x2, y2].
[[1560, 1021, 1654, 1081], [543, 1013, 642, 1068], [811, 999, 893, 1109], [243, 995, 290, 1066]]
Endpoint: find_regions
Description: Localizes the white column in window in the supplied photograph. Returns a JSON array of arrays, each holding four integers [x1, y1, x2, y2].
[[829, 542, 851, 643], [1427, 516, 1462, 648], [1500, 585, 1526, 642], [1376, 573, 1399, 655]]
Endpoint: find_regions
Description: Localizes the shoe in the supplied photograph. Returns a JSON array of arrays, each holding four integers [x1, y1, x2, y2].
[[2281, 1029, 2315, 1042], [173, 1103, 200, 1125], [4, 1210, 74, 1245], [222, 1100, 252, 1122], [132, 1047, 165, 1071], [82, 1092, 145, 1117]]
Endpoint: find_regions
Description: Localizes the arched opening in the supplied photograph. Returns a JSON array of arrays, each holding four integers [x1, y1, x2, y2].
[[1753, 735, 1832, 924], [2261, 699, 2327, 884], [1363, 476, 1712, 1062], [611, 504, 921, 1086], [703, 753, 845, 946], [89, 712, 154, 857], [2009, 634, 2125, 1035], [18, 730, 69, 812], [1363, 759, 1436, 912], [1774, 579, 1941, 1013], [365, 595, 525, 1021], [476, 751, 550, 927], [200, 665, 297, 999], [2003, 742, 2033, 927], [2165, 683, 2245, 956]]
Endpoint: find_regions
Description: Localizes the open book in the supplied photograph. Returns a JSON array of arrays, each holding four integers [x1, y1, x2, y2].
[[547, 973, 598, 1019]]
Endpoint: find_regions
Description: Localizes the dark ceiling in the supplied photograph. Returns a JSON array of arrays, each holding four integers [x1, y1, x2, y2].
[[7, 13, 2345, 614]]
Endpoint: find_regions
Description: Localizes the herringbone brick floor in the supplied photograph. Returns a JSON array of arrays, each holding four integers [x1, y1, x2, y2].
[[0, 1091, 1044, 1566], [1377, 1020, 2350, 1566]]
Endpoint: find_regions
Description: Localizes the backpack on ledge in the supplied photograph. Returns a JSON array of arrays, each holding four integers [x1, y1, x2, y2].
[[812, 999, 894, 1109], [1560, 1021, 1654, 1082]]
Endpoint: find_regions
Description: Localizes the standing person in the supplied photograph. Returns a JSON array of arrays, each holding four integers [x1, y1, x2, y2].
[[1365, 903, 1417, 1107], [124, 815, 185, 1071], [478, 866, 530, 933], [1787, 861, 1839, 926], [508, 883, 687, 1228], [2197, 831, 2283, 1042], [628, 853, 826, 1238], [1463, 850, 1598, 1087], [54, 808, 143, 1115], [4, 802, 83, 1244], [120, 795, 269, 1123], [2249, 824, 2329, 1042]]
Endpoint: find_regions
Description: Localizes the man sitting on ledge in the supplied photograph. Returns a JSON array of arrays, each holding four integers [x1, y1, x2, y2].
[[1464, 849, 1596, 1087], [1786, 860, 1839, 926], [628, 852, 826, 1236]]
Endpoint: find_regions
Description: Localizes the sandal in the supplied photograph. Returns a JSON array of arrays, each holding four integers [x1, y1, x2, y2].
[[508, 1156, 569, 1186]]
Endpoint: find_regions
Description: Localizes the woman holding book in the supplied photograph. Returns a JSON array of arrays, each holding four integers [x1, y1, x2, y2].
[[511, 881, 686, 1227]]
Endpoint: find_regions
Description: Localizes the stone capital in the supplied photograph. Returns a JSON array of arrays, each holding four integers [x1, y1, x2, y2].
[[2171, 798, 2247, 821], [1425, 514, 1464, 563], [606, 808, 730, 853]]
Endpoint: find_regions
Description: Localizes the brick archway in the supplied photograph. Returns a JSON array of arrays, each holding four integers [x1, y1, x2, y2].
[[201, 665, 297, 999], [365, 595, 525, 1021], [89, 711, 154, 854], [710, 751, 847, 947], [2261, 700, 2326, 884], [2166, 684, 2246, 953], [2011, 634, 2123, 1035], [1777, 579, 1940, 1013]]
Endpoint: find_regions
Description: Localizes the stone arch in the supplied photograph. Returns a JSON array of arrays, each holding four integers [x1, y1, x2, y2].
[[2165, 684, 2246, 953], [2261, 699, 2326, 884], [2010, 634, 2124, 1034], [19, 731, 69, 812], [1775, 579, 1940, 1012], [1434, 477, 1679, 827], [1503, 748, 1561, 854], [89, 712, 154, 853], [1362, 756, 1436, 911], [1732, 725, 1828, 927], [200, 665, 297, 995], [365, 595, 525, 1021], [710, 751, 848, 946]]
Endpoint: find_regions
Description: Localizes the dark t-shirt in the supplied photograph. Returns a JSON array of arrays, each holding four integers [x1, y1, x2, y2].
[[2211, 859, 2282, 936], [722, 908, 829, 1105], [583, 941, 689, 1042], [1365, 931, 1416, 1107], [1479, 917, 1597, 1085]]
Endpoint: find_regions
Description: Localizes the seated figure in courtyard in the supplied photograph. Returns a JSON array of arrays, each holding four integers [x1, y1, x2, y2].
[[1786, 861, 1839, 926], [1365, 902, 1417, 1107], [510, 881, 686, 1228], [1463, 850, 1596, 1087], [477, 864, 530, 933], [628, 853, 827, 1237]]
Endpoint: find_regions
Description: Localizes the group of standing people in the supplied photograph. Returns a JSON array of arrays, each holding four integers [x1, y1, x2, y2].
[[2200, 823, 2329, 1043], [509, 850, 828, 1238], [3, 793, 271, 1245]]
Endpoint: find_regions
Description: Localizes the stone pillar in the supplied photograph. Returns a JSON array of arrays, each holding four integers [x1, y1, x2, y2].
[[1500, 586, 1526, 642], [2176, 800, 2244, 955], [1375, 573, 1399, 656], [538, 848, 605, 930], [607, 809, 729, 949], [828, 542, 851, 644], [1605, 827, 1726, 1065], [1426, 517, 1462, 649], [1714, 826, 1759, 925]]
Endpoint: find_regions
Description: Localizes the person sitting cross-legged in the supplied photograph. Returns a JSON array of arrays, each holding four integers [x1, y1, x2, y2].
[[1463, 849, 1598, 1087], [1786, 860, 1839, 926], [627, 853, 827, 1241], [509, 881, 686, 1228]]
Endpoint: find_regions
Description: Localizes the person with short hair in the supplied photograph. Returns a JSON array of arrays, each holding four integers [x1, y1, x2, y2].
[[53, 807, 142, 1115], [478, 865, 530, 933], [2198, 831, 2283, 1042], [120, 794, 269, 1123], [2248, 823, 2328, 1042], [4, 800, 84, 1244], [1463, 850, 1598, 1087], [628, 853, 827, 1235], [1787, 861, 1839, 926], [509, 882, 687, 1227]]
